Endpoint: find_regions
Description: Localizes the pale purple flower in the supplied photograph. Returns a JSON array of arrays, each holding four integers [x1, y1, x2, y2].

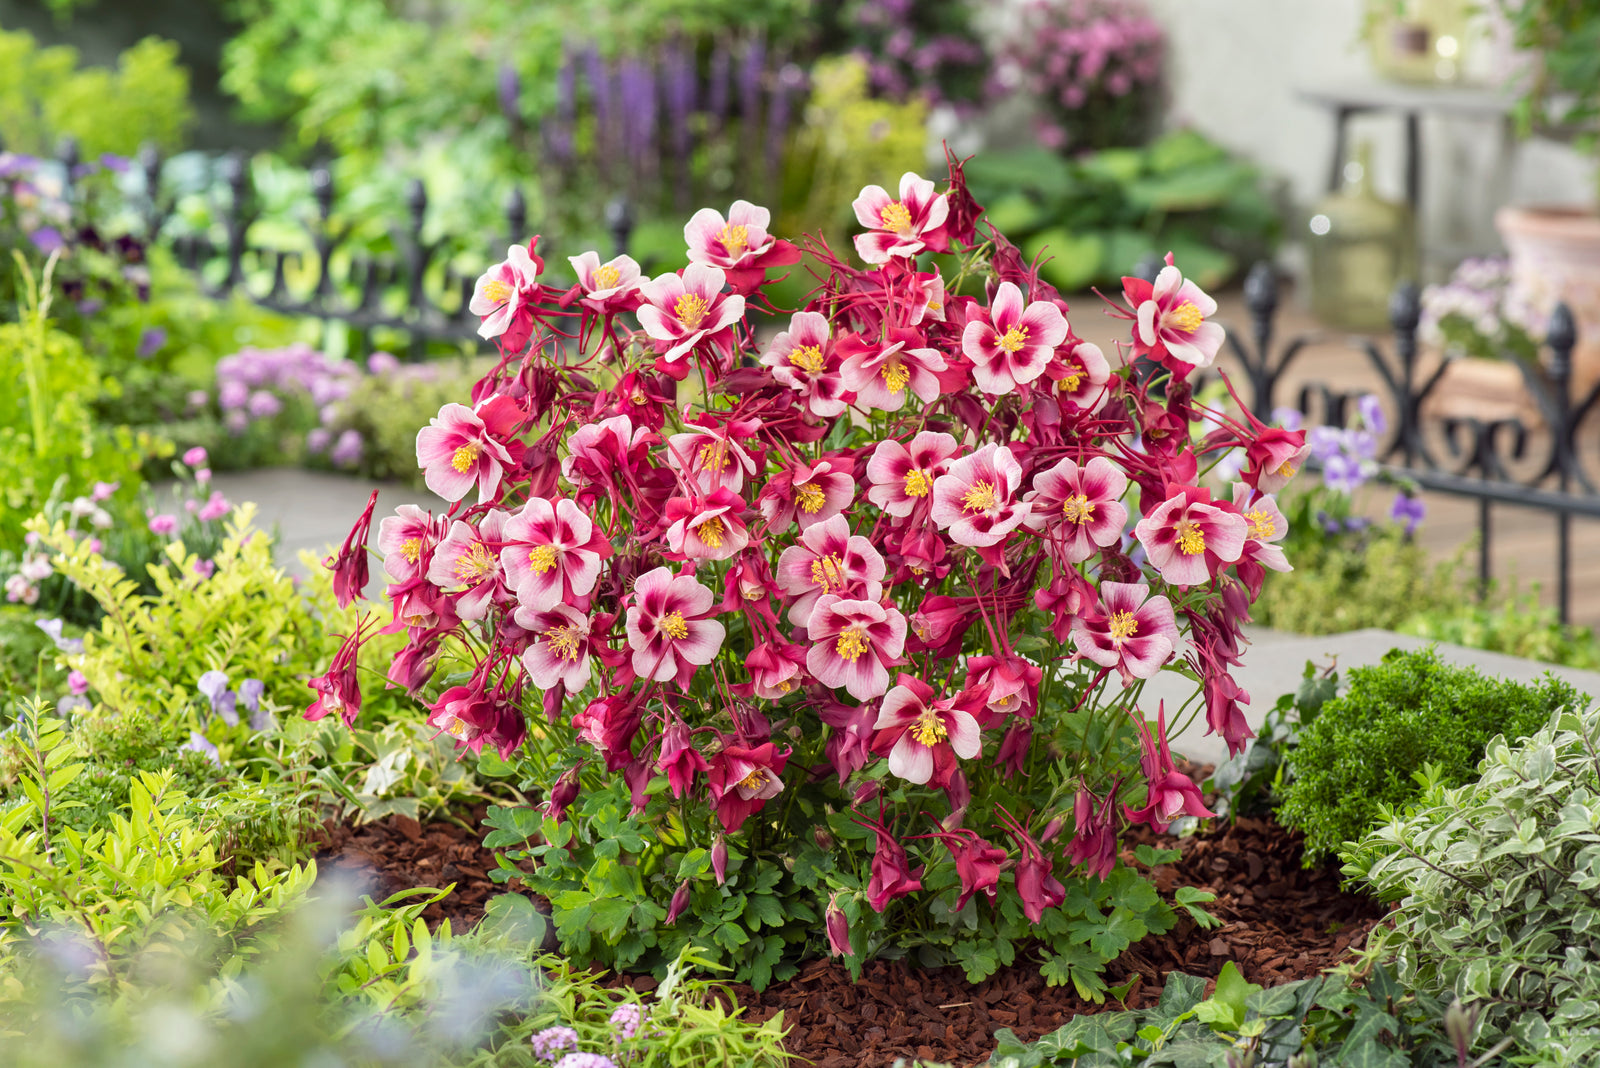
[[1322, 454, 1366, 495], [195, 468, 211, 485], [179, 730, 221, 766], [4, 575, 38, 604], [148, 513, 179, 536], [247, 391, 283, 419], [368, 351, 400, 374], [218, 381, 250, 410], [1357, 394, 1387, 435], [1306, 425, 1345, 464], [187, 389, 209, 412], [307, 428, 333, 454], [530, 1026, 580, 1060], [1345, 428, 1378, 462], [29, 227, 65, 254], [91, 480, 119, 501], [1271, 407, 1304, 432], [1391, 492, 1425, 534], [36, 618, 84, 655], [67, 670, 89, 696], [137, 327, 167, 358], [193, 559, 216, 580], [225, 410, 249, 434], [552, 1055, 617, 1068], [609, 1003, 643, 1041], [330, 429, 364, 468], [19, 554, 51, 582]]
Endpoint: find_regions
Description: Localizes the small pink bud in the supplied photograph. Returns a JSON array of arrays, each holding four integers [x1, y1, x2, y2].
[[711, 836, 728, 885], [666, 880, 691, 925], [813, 826, 833, 851], [1040, 815, 1066, 843], [852, 780, 881, 806], [825, 896, 854, 958]]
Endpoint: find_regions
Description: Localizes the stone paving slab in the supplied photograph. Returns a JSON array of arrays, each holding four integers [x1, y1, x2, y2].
[[202, 468, 1600, 767]]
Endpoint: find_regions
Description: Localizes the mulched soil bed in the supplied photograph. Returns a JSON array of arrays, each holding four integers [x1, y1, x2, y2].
[[317, 804, 1387, 1068]]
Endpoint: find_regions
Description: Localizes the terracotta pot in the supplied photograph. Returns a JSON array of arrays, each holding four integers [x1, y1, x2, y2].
[[1495, 205, 1600, 392]]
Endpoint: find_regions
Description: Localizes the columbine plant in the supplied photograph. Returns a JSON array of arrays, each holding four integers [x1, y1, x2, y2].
[[313, 157, 1305, 991]]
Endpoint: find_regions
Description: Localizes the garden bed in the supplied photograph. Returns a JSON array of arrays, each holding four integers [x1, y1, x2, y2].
[[316, 803, 1386, 1068]]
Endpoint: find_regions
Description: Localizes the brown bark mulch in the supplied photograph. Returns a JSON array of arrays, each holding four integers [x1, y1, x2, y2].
[[315, 804, 1387, 1068]]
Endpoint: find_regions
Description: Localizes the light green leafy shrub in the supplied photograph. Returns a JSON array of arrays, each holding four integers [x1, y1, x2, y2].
[[0, 30, 192, 157], [1278, 647, 1583, 864], [1344, 702, 1600, 1064]]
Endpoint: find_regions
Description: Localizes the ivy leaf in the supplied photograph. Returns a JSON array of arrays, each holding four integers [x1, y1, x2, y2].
[[1192, 961, 1261, 1031]]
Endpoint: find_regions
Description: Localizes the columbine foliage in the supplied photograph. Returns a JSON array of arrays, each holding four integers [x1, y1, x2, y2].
[[1344, 702, 1600, 1063], [1278, 647, 1583, 864], [315, 160, 1309, 990]]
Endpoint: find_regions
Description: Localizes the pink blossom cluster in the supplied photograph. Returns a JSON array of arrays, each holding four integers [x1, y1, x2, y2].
[[997, 0, 1165, 146], [313, 159, 1303, 934]]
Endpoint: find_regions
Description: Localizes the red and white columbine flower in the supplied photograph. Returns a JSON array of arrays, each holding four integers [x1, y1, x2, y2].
[[663, 489, 751, 562], [962, 282, 1069, 395], [837, 332, 947, 413], [775, 513, 886, 627], [568, 251, 643, 312], [426, 510, 510, 621], [1024, 455, 1128, 564], [683, 200, 799, 292], [807, 595, 907, 701], [1049, 340, 1113, 414], [515, 603, 593, 692], [625, 566, 725, 685], [761, 311, 850, 419], [907, 269, 947, 325], [416, 401, 516, 503], [866, 431, 958, 518], [1071, 582, 1181, 685], [562, 414, 651, 494], [931, 443, 1032, 548], [1127, 257, 1225, 370], [852, 171, 949, 264], [759, 458, 854, 533], [377, 504, 441, 584], [500, 497, 612, 611], [1232, 482, 1291, 573], [469, 242, 542, 343], [871, 676, 981, 787], [636, 263, 745, 372], [666, 422, 760, 495], [1134, 488, 1248, 588]]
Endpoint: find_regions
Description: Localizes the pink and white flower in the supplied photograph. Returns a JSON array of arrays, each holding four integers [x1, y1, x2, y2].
[[1128, 258, 1226, 370], [425, 510, 511, 621], [761, 311, 850, 419], [852, 172, 950, 264], [758, 458, 854, 533], [1049, 340, 1113, 414], [377, 504, 442, 584], [635, 263, 745, 372], [866, 431, 958, 518], [685, 200, 780, 277], [416, 401, 517, 503], [930, 443, 1032, 548], [562, 414, 652, 493], [907, 269, 947, 326], [500, 497, 612, 611], [663, 489, 751, 562], [1134, 488, 1248, 588], [775, 513, 886, 627], [625, 566, 726, 685], [568, 250, 643, 312], [515, 603, 593, 691], [871, 676, 981, 787], [837, 332, 946, 413], [1023, 455, 1128, 563], [665, 421, 760, 495], [469, 243, 543, 346], [1123, 703, 1215, 832], [1071, 582, 1181, 685], [1231, 482, 1291, 573], [806, 595, 907, 701], [961, 282, 1069, 395]]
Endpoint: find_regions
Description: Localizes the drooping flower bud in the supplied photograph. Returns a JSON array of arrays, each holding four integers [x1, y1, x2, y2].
[[665, 880, 692, 925], [710, 835, 728, 885], [812, 825, 834, 851], [825, 895, 854, 958]]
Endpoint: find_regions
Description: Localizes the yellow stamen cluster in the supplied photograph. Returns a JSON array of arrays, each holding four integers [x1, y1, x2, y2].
[[1062, 493, 1095, 524], [1276, 459, 1297, 477], [454, 542, 497, 583], [1245, 508, 1277, 540], [909, 707, 949, 748], [592, 264, 621, 290], [1061, 369, 1084, 392], [674, 292, 711, 330], [880, 354, 911, 394], [903, 469, 933, 498], [1108, 610, 1139, 642], [789, 344, 826, 374], [1176, 520, 1206, 556], [399, 537, 422, 563], [451, 442, 481, 474], [737, 767, 771, 791], [811, 554, 844, 591], [1164, 301, 1204, 334], [719, 223, 750, 256], [795, 482, 826, 514], [962, 480, 999, 513], [996, 325, 1030, 354], [696, 516, 726, 548], [544, 624, 582, 662], [440, 713, 473, 740], [879, 201, 913, 234], [835, 627, 869, 662], [480, 278, 512, 305], [528, 544, 558, 573], [659, 611, 689, 640]]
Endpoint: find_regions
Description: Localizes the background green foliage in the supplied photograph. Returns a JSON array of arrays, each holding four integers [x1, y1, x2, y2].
[[0, 29, 192, 157], [1277, 647, 1583, 864], [1345, 701, 1600, 1063]]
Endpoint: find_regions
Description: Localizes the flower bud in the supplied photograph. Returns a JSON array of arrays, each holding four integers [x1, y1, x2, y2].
[[1444, 998, 1476, 1061], [666, 880, 691, 926], [1039, 814, 1066, 843], [812, 825, 833, 851], [710, 836, 728, 885], [825, 896, 854, 958], [852, 780, 881, 807]]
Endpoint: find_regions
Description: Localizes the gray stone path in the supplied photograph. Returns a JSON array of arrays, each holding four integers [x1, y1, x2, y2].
[[209, 467, 1600, 766]]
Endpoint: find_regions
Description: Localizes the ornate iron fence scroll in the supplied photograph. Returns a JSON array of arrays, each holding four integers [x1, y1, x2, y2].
[[1220, 261, 1598, 625]]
